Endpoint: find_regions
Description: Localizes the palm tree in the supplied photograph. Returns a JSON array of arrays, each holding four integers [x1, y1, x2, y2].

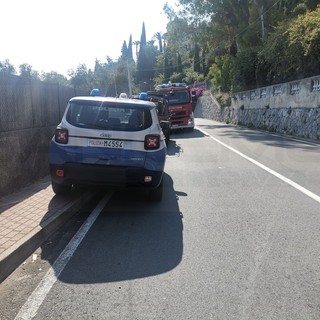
[[133, 40, 140, 60], [153, 32, 163, 53]]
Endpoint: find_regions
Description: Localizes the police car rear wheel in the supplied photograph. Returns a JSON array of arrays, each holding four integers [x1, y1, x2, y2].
[[52, 181, 72, 195]]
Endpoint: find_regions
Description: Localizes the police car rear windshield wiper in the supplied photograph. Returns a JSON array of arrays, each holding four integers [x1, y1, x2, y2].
[[76, 122, 109, 129]]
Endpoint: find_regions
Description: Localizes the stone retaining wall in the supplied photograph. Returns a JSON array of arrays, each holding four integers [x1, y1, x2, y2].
[[0, 74, 87, 198], [195, 76, 320, 141]]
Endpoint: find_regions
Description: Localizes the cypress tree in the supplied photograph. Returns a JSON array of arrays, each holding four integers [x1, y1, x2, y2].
[[121, 41, 128, 59], [136, 22, 147, 83], [140, 22, 147, 46], [127, 35, 133, 61]]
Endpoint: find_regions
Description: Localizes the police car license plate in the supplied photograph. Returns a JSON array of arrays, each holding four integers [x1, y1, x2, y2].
[[88, 139, 124, 149]]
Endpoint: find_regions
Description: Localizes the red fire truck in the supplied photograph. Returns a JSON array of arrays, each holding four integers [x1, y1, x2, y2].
[[153, 82, 195, 131]]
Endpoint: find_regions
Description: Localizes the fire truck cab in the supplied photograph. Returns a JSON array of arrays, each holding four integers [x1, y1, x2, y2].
[[154, 82, 195, 131]]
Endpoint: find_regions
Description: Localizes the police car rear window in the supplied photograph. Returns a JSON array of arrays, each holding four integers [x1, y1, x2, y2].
[[66, 102, 152, 131]]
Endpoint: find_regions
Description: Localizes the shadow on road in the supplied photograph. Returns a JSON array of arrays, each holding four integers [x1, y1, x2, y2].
[[45, 172, 184, 284], [166, 139, 182, 157], [196, 123, 320, 150], [166, 128, 206, 157], [0, 177, 51, 214], [171, 128, 206, 140]]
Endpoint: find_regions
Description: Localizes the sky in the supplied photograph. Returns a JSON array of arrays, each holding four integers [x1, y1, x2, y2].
[[1, 0, 176, 76]]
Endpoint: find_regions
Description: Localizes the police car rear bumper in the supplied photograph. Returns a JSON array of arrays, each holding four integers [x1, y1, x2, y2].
[[50, 163, 163, 189]]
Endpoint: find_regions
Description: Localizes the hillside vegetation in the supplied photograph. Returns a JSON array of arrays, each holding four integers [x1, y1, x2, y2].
[[1, 1, 320, 96]]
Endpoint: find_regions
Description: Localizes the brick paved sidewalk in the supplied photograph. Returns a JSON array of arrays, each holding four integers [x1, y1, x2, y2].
[[0, 176, 95, 283]]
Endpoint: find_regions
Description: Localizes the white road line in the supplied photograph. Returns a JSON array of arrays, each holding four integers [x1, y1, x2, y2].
[[14, 192, 113, 320], [197, 127, 320, 204]]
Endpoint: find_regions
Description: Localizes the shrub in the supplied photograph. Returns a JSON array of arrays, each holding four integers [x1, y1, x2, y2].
[[215, 92, 231, 107]]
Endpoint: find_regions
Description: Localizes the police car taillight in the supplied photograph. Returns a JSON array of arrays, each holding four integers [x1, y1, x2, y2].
[[144, 135, 160, 150], [55, 127, 68, 144]]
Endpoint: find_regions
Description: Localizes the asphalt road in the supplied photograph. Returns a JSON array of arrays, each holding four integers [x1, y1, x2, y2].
[[2, 118, 320, 320]]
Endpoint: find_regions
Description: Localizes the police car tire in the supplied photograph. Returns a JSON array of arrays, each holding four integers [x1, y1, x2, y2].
[[165, 132, 170, 143], [52, 181, 72, 195]]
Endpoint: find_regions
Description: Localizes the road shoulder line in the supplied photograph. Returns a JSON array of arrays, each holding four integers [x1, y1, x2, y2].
[[197, 126, 320, 204]]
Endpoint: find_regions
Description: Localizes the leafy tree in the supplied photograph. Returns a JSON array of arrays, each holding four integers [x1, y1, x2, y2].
[[183, 68, 204, 84], [68, 64, 90, 91], [207, 55, 234, 91], [89, 59, 109, 95], [113, 59, 132, 95], [153, 32, 163, 53], [104, 60, 119, 96], [286, 6, 320, 76], [41, 71, 68, 85], [163, 0, 320, 92], [174, 0, 250, 52], [157, 17, 193, 84], [153, 72, 165, 86], [170, 72, 183, 83], [231, 48, 260, 90], [257, 6, 320, 85], [165, 17, 192, 60], [276, 0, 318, 17], [0, 59, 16, 74], [19, 63, 40, 80]]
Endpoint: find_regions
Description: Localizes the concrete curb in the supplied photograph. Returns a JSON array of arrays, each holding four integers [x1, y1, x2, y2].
[[0, 190, 96, 283]]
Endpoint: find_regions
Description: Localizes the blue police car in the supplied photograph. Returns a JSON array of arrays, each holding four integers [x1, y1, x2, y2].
[[48, 95, 167, 201]]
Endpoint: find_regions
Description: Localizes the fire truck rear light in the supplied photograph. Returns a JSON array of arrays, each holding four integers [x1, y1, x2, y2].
[[144, 135, 160, 150], [56, 169, 64, 177], [55, 127, 68, 144]]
